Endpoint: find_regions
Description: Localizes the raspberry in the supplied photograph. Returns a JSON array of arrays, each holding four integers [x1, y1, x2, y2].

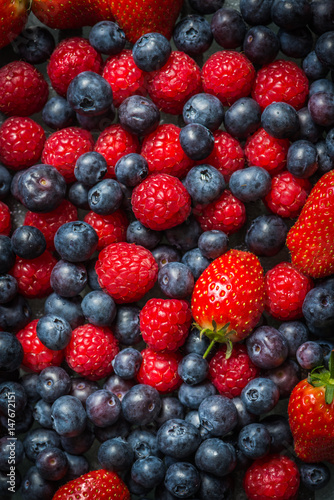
[[24, 199, 78, 250], [42, 127, 94, 182], [0, 61, 48, 117], [10, 250, 58, 299], [264, 171, 312, 218], [243, 454, 300, 500], [193, 190, 246, 234], [131, 173, 191, 231], [102, 49, 147, 108], [94, 124, 140, 179], [202, 50, 255, 106], [139, 298, 192, 351], [265, 262, 314, 321], [95, 242, 158, 303], [47, 37, 103, 96], [146, 51, 202, 115], [202, 130, 245, 180], [141, 124, 194, 179], [0, 117, 45, 170], [16, 319, 64, 373], [0, 201, 11, 236], [244, 128, 290, 176], [137, 347, 182, 393], [252, 59, 309, 111], [84, 210, 129, 250], [209, 344, 260, 398], [65, 324, 119, 381]]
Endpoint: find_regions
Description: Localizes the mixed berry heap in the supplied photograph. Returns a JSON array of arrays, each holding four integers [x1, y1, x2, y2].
[[1, 0, 334, 499]]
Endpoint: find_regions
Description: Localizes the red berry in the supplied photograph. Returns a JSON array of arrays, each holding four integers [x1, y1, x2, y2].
[[244, 128, 290, 176], [202, 130, 245, 180], [10, 250, 57, 299], [65, 324, 119, 381], [84, 210, 129, 250], [0, 201, 11, 236], [264, 171, 312, 218], [137, 347, 182, 393]]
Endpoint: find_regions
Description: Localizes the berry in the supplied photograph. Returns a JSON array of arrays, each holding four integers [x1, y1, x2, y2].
[[0, 202, 11, 236], [178, 353, 209, 385], [178, 380, 216, 410], [315, 30, 334, 70], [308, 91, 334, 127], [86, 389, 121, 427], [278, 26, 313, 59], [133, 32, 171, 72], [241, 378, 280, 415], [0, 236, 15, 273], [36, 314, 72, 351], [0, 274, 18, 304], [37, 366, 71, 403], [224, 97, 261, 139], [89, 21, 126, 55], [244, 128, 290, 176], [183, 92, 224, 131], [243, 25, 280, 66], [67, 71, 113, 117], [36, 447, 68, 481], [271, 0, 311, 29], [286, 139, 319, 178], [302, 50, 329, 81], [122, 383, 161, 425], [0, 165, 12, 200], [127, 429, 160, 460], [264, 171, 312, 218], [88, 179, 123, 215], [261, 101, 300, 139], [81, 291, 117, 327], [98, 437, 134, 472], [189, 0, 224, 14], [126, 220, 162, 249], [155, 397, 185, 425], [84, 210, 128, 250], [11, 226, 46, 260], [54, 221, 98, 263], [42, 96, 75, 130], [118, 95, 160, 136], [112, 348, 142, 380], [137, 347, 182, 393], [181, 247, 210, 280], [165, 216, 202, 252], [185, 164, 226, 205], [10, 250, 57, 299], [157, 419, 201, 459], [238, 423, 271, 460], [74, 151, 107, 186], [180, 124, 214, 161], [44, 293, 84, 330], [299, 462, 331, 491], [246, 326, 289, 369], [245, 214, 288, 257], [0, 295, 32, 334], [194, 437, 237, 476], [302, 286, 334, 330], [16, 25, 55, 64], [229, 166, 272, 203], [50, 260, 87, 297], [115, 153, 148, 187], [204, 130, 245, 179], [164, 462, 200, 498], [112, 306, 141, 346], [131, 456, 165, 490], [211, 7, 246, 49], [296, 341, 324, 370], [173, 14, 213, 55], [69, 378, 99, 408], [198, 229, 229, 260], [158, 261, 195, 299]]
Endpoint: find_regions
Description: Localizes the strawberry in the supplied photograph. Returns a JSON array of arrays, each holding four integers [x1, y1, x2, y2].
[[288, 351, 334, 463], [0, 0, 29, 50], [286, 170, 334, 278], [191, 249, 265, 358], [53, 469, 130, 500]]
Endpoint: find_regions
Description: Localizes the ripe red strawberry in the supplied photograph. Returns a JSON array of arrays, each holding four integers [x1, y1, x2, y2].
[[52, 469, 130, 500], [243, 454, 300, 500], [0, 0, 29, 50], [32, 0, 107, 30], [137, 347, 182, 393], [191, 249, 265, 357], [286, 170, 334, 278], [202, 130, 245, 180], [288, 352, 334, 463]]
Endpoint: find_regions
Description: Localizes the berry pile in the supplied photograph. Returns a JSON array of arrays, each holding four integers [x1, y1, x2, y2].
[[0, 1, 334, 499]]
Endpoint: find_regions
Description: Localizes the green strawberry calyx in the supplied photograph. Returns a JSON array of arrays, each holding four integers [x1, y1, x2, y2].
[[308, 351, 334, 404], [194, 320, 236, 360]]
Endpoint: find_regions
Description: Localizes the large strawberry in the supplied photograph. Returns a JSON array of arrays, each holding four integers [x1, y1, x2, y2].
[[288, 351, 334, 463], [286, 170, 334, 278], [0, 0, 30, 50], [53, 469, 130, 500], [191, 249, 265, 358]]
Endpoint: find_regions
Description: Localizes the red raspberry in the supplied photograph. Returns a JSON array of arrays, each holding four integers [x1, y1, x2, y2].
[[94, 124, 140, 179], [265, 262, 313, 321], [209, 344, 260, 399], [95, 242, 159, 303], [132, 173, 191, 231], [24, 200, 78, 250], [146, 51, 202, 115], [0, 201, 11, 236], [0, 61, 48, 117], [202, 130, 245, 180], [141, 124, 194, 179], [252, 59, 309, 110], [244, 128, 290, 176], [264, 171, 312, 218], [140, 298, 192, 351], [137, 347, 182, 393], [243, 454, 300, 500], [42, 127, 94, 182], [193, 190, 246, 234], [102, 49, 147, 108], [16, 319, 64, 373], [202, 50, 255, 106], [0, 117, 45, 170], [10, 250, 57, 299], [65, 324, 119, 381], [84, 210, 129, 250], [47, 37, 103, 96]]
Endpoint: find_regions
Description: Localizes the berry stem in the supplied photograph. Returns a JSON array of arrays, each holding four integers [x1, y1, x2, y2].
[[195, 320, 235, 360]]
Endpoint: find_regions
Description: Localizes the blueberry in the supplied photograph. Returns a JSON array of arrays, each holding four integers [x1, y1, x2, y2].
[[89, 21, 126, 55], [240, 0, 273, 25], [68, 182, 90, 209], [198, 395, 238, 437], [158, 262, 195, 299], [33, 399, 53, 429], [0, 435, 24, 471], [185, 164, 225, 204], [16, 26, 55, 64], [86, 257, 102, 291], [112, 306, 141, 345], [20, 373, 40, 404], [197, 230, 228, 260], [115, 153, 149, 187], [310, 0, 334, 35], [36, 366, 71, 403], [278, 27, 313, 59], [178, 353, 209, 385], [302, 286, 334, 329], [60, 427, 95, 455], [245, 214, 287, 257], [286, 139, 319, 178], [211, 8, 247, 49], [246, 326, 289, 369], [165, 216, 202, 252], [238, 423, 271, 459], [0, 164, 12, 200], [261, 101, 300, 139], [98, 437, 134, 471], [181, 248, 210, 280], [88, 178, 123, 215], [36, 314, 72, 351], [155, 397, 185, 426], [21, 466, 56, 500], [178, 380, 216, 410], [44, 293, 84, 329], [131, 456, 165, 489], [326, 127, 334, 159], [310, 80, 334, 99], [51, 395, 87, 437], [133, 32, 171, 71], [261, 414, 293, 453], [189, 0, 224, 15], [86, 389, 121, 428], [81, 290, 116, 326], [229, 166, 272, 203], [264, 359, 301, 399], [64, 452, 90, 480], [315, 31, 334, 70], [157, 419, 201, 459], [0, 331, 24, 371], [199, 472, 233, 500], [152, 244, 181, 270], [0, 380, 27, 415], [35, 447, 68, 481], [119, 95, 160, 136], [11, 226, 46, 260], [315, 141, 334, 174], [54, 221, 98, 262], [164, 462, 201, 498], [42, 96, 75, 130], [67, 71, 113, 117], [241, 377, 280, 415], [308, 92, 334, 127], [314, 339, 334, 368], [300, 462, 331, 491], [121, 384, 161, 425], [51, 260, 87, 297], [127, 429, 160, 460], [69, 378, 99, 408], [0, 295, 32, 333], [302, 51, 329, 81], [243, 25, 279, 66], [232, 397, 258, 429], [180, 125, 215, 161], [183, 328, 211, 357], [126, 220, 162, 249], [0, 235, 15, 274], [23, 428, 61, 462], [293, 107, 323, 144], [112, 348, 142, 380], [174, 15, 213, 55], [195, 438, 236, 477], [296, 341, 324, 370], [74, 151, 107, 186], [271, 0, 311, 29], [278, 321, 309, 357], [0, 274, 18, 304], [224, 97, 261, 139], [183, 93, 224, 131]]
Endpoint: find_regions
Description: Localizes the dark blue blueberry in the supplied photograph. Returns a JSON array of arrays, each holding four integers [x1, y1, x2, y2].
[[309, 79, 334, 97], [36, 314, 72, 351], [21, 466, 56, 500], [278, 321, 309, 357], [23, 428, 61, 462], [124, 471, 151, 496], [302, 51, 329, 81], [36, 366, 71, 403], [152, 244, 181, 270], [174, 15, 213, 55], [86, 257, 102, 291], [89, 21, 126, 55], [81, 290, 116, 326], [86, 389, 121, 428], [314, 339, 334, 368], [229, 166, 271, 203], [211, 8, 246, 49], [286, 139, 319, 178], [261, 414, 293, 453], [0, 274, 18, 304], [232, 397, 258, 429], [308, 92, 334, 127], [51, 396, 87, 437], [158, 262, 195, 299], [69, 378, 99, 408], [165, 462, 201, 498], [315, 31, 334, 70], [264, 359, 301, 399], [0, 331, 24, 371], [115, 153, 148, 187], [118, 95, 160, 136], [178, 353, 209, 386], [199, 472, 233, 500], [302, 286, 334, 329], [44, 293, 84, 330], [271, 0, 311, 29], [64, 452, 90, 480], [243, 25, 279, 66], [54, 221, 98, 262], [126, 220, 162, 249], [310, 0, 334, 35], [155, 397, 185, 426], [157, 419, 201, 459], [11, 226, 46, 260], [197, 230, 228, 260], [68, 181, 90, 209], [178, 380, 216, 410], [17, 164, 66, 213], [185, 164, 225, 204], [133, 32, 171, 71], [98, 437, 134, 471], [76, 108, 116, 131], [16, 26, 55, 64], [0, 236, 15, 274], [103, 375, 134, 402], [189, 0, 224, 15], [241, 378, 280, 415], [50, 260, 87, 297], [240, 0, 273, 25], [112, 348, 142, 380], [165, 216, 202, 252], [300, 462, 331, 491], [131, 456, 165, 489], [278, 27, 313, 59], [74, 151, 107, 186], [112, 305, 141, 345], [307, 322, 334, 339], [42, 96, 75, 130], [245, 214, 287, 257], [224, 97, 261, 139], [20, 373, 40, 404], [121, 384, 161, 425], [88, 178, 123, 215], [184, 409, 213, 440], [0, 164, 12, 200], [35, 447, 68, 481], [0, 380, 27, 414], [181, 248, 210, 280], [315, 141, 334, 175], [0, 294, 32, 333], [195, 438, 236, 477], [10, 169, 25, 200], [67, 71, 113, 116], [296, 341, 324, 370], [261, 101, 300, 139], [60, 427, 95, 455], [33, 399, 53, 429], [0, 435, 24, 471], [198, 395, 238, 437], [293, 107, 323, 144], [326, 127, 334, 159], [246, 326, 289, 369], [238, 423, 271, 459], [180, 125, 215, 161], [183, 93, 224, 131], [127, 429, 160, 460]]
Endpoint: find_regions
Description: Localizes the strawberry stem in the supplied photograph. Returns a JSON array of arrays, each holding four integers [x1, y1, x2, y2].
[[308, 350, 334, 405], [194, 320, 236, 360]]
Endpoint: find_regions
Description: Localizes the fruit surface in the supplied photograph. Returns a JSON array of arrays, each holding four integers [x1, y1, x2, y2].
[[0, 0, 29, 50]]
